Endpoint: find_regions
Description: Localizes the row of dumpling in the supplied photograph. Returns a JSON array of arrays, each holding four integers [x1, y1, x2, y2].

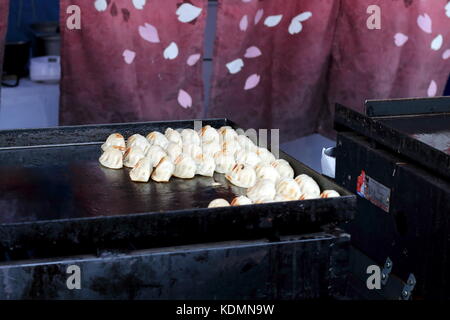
[[99, 125, 282, 183], [208, 175, 340, 208], [97, 125, 341, 206]]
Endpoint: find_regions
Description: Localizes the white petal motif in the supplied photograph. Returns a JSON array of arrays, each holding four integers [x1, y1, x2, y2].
[[443, 49, 450, 60], [417, 13, 432, 34], [254, 9, 264, 25], [94, 0, 107, 12], [288, 19, 302, 35], [264, 15, 283, 27], [394, 33, 408, 47], [176, 3, 202, 23], [244, 74, 261, 90], [164, 42, 179, 60], [123, 49, 136, 64], [431, 34, 443, 51], [226, 59, 244, 74], [240, 15, 249, 31], [187, 53, 201, 66], [178, 89, 192, 109], [132, 0, 146, 10], [427, 80, 437, 97], [244, 46, 262, 58], [139, 23, 160, 43]]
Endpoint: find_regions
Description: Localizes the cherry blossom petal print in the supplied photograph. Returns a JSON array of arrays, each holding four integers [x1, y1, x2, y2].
[[244, 74, 260, 90], [254, 9, 264, 25], [164, 42, 179, 60], [244, 46, 262, 58], [226, 59, 244, 74], [240, 15, 249, 31], [139, 23, 160, 43], [443, 49, 450, 60], [176, 3, 202, 23], [431, 34, 443, 51], [446, 2, 450, 18], [288, 12, 312, 35], [417, 13, 432, 34], [295, 11, 312, 22], [242, 0, 253, 3], [94, 0, 107, 12], [178, 89, 192, 109], [123, 49, 136, 64], [264, 15, 283, 27], [132, 0, 146, 10], [394, 33, 409, 47], [427, 80, 437, 97], [187, 53, 201, 66], [288, 19, 303, 35]]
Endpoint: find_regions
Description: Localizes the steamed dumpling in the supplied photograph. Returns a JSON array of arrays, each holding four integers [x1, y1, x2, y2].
[[165, 128, 182, 146], [183, 143, 202, 159], [255, 163, 280, 184], [200, 125, 220, 144], [151, 156, 175, 182], [99, 147, 123, 169], [320, 190, 340, 198], [127, 134, 150, 154], [195, 154, 216, 177], [214, 150, 236, 174], [173, 154, 197, 179], [208, 198, 230, 208], [101, 133, 126, 152], [146, 145, 167, 168], [166, 142, 183, 161], [271, 159, 294, 179], [123, 146, 146, 168], [276, 178, 301, 201], [257, 147, 276, 164], [181, 129, 201, 145], [201, 141, 221, 157], [225, 164, 257, 188], [129, 157, 153, 182], [146, 131, 169, 150], [295, 174, 321, 197], [236, 134, 257, 152], [235, 149, 261, 167], [231, 195, 253, 206], [246, 179, 276, 203], [221, 140, 241, 156], [218, 126, 238, 142]]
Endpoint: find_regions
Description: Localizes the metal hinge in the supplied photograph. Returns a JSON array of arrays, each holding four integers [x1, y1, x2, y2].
[[401, 274, 416, 300], [381, 257, 393, 286]]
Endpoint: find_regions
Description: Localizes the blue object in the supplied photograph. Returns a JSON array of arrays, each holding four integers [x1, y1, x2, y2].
[[445, 75, 450, 96], [6, 0, 59, 42]]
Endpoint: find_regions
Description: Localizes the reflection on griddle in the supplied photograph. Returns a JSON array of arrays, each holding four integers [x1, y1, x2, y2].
[[0, 161, 246, 224]]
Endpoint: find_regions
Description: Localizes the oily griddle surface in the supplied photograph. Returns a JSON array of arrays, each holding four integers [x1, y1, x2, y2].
[[380, 114, 450, 155], [0, 160, 246, 224]]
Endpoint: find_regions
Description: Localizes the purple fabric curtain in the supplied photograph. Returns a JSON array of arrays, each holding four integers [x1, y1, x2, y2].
[[0, 0, 9, 102], [60, 0, 207, 125], [208, 0, 339, 142], [210, 0, 450, 141], [319, 0, 450, 136]]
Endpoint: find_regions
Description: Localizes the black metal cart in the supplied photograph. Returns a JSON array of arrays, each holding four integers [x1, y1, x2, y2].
[[0, 119, 355, 299], [335, 97, 450, 300]]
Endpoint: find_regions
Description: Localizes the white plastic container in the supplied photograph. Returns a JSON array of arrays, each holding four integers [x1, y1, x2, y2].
[[321, 147, 336, 179], [30, 56, 61, 83]]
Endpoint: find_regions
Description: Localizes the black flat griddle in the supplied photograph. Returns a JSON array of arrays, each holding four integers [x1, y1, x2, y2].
[[335, 97, 450, 180], [0, 119, 355, 262]]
